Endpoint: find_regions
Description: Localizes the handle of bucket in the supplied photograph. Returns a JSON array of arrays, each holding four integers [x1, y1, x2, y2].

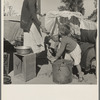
[[58, 68, 61, 71], [58, 63, 72, 72], [57, 58, 65, 71], [58, 58, 63, 71], [61, 58, 73, 73]]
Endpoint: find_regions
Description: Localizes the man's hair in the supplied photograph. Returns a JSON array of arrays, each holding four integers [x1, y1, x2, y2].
[[59, 24, 71, 35]]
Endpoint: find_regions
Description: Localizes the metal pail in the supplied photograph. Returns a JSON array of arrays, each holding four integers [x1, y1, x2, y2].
[[52, 59, 73, 84]]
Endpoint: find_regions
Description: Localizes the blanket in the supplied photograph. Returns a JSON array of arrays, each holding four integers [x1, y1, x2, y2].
[[80, 42, 95, 71]]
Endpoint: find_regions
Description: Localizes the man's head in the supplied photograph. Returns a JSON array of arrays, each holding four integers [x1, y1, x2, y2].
[[58, 24, 71, 36]]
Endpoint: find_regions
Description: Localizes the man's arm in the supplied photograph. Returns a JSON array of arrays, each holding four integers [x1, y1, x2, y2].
[[55, 38, 66, 59], [50, 38, 66, 63], [28, 0, 41, 26], [28, 0, 48, 33]]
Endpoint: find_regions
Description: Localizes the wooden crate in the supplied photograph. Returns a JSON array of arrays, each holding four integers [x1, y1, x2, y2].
[[13, 53, 36, 82]]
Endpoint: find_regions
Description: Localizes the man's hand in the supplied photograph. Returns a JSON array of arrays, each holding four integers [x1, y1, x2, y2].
[[40, 25, 47, 32], [40, 25, 50, 35]]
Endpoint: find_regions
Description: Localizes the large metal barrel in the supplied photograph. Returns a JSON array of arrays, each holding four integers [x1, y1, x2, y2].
[[52, 59, 73, 84]]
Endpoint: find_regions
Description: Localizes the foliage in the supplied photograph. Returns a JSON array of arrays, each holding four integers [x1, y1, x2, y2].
[[58, 0, 85, 15], [88, 0, 97, 22]]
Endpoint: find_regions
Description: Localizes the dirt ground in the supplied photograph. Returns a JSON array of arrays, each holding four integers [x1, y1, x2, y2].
[[9, 62, 97, 84]]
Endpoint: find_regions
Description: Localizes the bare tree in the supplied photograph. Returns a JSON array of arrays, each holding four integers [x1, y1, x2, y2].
[[4, 0, 18, 16]]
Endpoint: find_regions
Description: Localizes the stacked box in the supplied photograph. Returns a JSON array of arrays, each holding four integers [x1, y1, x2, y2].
[[13, 53, 36, 81]]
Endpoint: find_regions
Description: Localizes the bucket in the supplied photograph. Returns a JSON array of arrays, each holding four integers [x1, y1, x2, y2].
[[52, 59, 73, 84]]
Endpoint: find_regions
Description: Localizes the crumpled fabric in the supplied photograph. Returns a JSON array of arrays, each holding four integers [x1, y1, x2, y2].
[[70, 23, 81, 36], [80, 19, 97, 30], [45, 11, 97, 35]]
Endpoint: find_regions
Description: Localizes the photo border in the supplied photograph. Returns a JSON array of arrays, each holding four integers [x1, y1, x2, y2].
[[1, 0, 100, 100]]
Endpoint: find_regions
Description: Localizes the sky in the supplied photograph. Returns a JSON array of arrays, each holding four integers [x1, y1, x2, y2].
[[4, 0, 95, 17], [41, 0, 95, 17]]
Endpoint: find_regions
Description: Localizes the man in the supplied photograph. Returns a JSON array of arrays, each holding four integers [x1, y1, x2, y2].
[[20, 0, 47, 35], [20, 0, 47, 53]]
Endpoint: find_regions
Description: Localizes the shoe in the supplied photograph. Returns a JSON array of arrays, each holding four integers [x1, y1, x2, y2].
[[78, 77, 84, 82], [4, 75, 12, 84]]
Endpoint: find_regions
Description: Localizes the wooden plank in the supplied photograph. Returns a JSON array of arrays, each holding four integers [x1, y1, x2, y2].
[[14, 53, 36, 81], [13, 54, 22, 75], [24, 54, 36, 81]]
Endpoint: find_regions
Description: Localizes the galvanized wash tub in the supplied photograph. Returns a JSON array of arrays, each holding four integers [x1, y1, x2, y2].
[[52, 59, 73, 84]]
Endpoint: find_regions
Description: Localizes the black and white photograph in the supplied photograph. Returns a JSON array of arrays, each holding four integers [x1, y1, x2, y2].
[[3, 0, 98, 85]]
